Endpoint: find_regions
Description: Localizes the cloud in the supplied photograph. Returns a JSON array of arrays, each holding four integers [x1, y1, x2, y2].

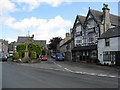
[[0, 0, 17, 15], [12, 0, 69, 11], [0, 0, 70, 14], [5, 38, 17, 43], [1, 16, 72, 43]]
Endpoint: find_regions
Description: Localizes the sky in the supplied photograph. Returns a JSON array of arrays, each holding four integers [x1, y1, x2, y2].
[[0, 0, 119, 44]]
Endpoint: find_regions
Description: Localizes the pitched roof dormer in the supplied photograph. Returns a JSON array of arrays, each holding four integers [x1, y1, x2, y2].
[[73, 15, 86, 31]]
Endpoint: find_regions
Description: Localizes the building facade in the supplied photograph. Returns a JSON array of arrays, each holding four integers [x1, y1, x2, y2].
[[8, 41, 17, 53], [60, 32, 73, 61], [0, 39, 8, 54], [98, 27, 120, 65], [72, 4, 120, 63]]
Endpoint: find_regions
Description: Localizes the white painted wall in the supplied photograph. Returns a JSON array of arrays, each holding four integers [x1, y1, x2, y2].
[[98, 37, 120, 65]]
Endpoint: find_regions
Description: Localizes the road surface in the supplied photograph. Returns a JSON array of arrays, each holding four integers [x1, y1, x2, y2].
[[2, 61, 119, 88]]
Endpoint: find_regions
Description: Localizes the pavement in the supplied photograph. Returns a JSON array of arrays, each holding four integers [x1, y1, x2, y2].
[[18, 56, 119, 78], [2, 62, 119, 88]]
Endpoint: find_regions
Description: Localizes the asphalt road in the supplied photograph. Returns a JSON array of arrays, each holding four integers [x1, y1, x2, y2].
[[2, 62, 119, 88]]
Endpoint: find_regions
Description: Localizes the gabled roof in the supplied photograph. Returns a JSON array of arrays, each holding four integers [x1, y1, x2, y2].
[[72, 15, 86, 31], [90, 9, 120, 26], [77, 15, 86, 25], [99, 26, 120, 39], [17, 36, 33, 43]]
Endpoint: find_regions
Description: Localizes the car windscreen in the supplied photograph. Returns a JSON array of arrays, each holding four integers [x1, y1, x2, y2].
[[42, 56, 47, 58], [56, 54, 63, 57]]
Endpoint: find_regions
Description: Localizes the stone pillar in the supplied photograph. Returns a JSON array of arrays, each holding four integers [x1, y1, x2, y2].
[[24, 43, 29, 58]]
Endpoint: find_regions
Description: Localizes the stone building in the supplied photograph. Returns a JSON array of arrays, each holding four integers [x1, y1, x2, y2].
[[72, 4, 120, 63], [8, 41, 17, 53], [60, 31, 73, 61], [0, 39, 8, 54]]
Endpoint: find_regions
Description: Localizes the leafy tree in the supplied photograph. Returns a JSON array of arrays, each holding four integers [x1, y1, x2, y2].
[[49, 37, 62, 51], [16, 44, 26, 52], [42, 48, 47, 55], [30, 51, 37, 59], [13, 52, 19, 59], [16, 43, 42, 58]]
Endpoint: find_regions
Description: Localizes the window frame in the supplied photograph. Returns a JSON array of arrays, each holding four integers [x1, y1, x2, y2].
[[105, 38, 110, 46]]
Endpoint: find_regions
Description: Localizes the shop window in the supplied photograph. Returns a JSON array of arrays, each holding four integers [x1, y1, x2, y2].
[[103, 51, 114, 61]]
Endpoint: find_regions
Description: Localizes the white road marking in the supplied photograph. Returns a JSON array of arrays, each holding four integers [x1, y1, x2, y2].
[[108, 75, 118, 78], [97, 74, 108, 77], [64, 68, 74, 72], [18, 61, 118, 78], [57, 64, 62, 67]]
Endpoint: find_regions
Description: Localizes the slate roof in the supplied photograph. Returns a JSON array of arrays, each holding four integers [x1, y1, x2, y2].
[[17, 36, 33, 43], [33, 40, 46, 47], [17, 36, 46, 47], [77, 15, 86, 25], [99, 26, 120, 39], [90, 9, 120, 26]]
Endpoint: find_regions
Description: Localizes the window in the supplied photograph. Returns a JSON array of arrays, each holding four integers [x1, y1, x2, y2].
[[88, 33, 94, 43], [103, 51, 116, 62], [76, 31, 82, 36], [105, 38, 110, 46], [76, 40, 82, 43], [103, 52, 111, 61], [76, 25, 81, 32], [89, 38, 94, 42], [87, 20, 95, 28]]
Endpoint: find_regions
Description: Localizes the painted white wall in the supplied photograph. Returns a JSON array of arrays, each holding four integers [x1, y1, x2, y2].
[[98, 37, 120, 65]]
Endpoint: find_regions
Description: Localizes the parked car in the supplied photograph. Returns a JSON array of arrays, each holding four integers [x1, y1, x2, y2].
[[39, 56, 48, 61], [51, 53, 56, 59], [0, 54, 8, 61], [55, 53, 64, 61], [0, 54, 2, 61]]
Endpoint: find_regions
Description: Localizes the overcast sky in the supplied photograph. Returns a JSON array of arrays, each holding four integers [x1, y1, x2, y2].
[[0, 0, 119, 44]]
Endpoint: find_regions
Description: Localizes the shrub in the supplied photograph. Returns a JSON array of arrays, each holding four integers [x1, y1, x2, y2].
[[19, 50, 24, 58], [30, 51, 37, 59], [13, 52, 19, 59]]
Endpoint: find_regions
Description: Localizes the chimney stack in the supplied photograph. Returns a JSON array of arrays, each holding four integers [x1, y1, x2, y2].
[[102, 4, 111, 33]]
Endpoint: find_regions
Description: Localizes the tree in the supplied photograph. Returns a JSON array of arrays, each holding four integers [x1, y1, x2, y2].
[[48, 37, 62, 52], [42, 48, 47, 55], [30, 51, 37, 59], [13, 52, 19, 59], [16, 44, 26, 58], [16, 43, 42, 58]]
